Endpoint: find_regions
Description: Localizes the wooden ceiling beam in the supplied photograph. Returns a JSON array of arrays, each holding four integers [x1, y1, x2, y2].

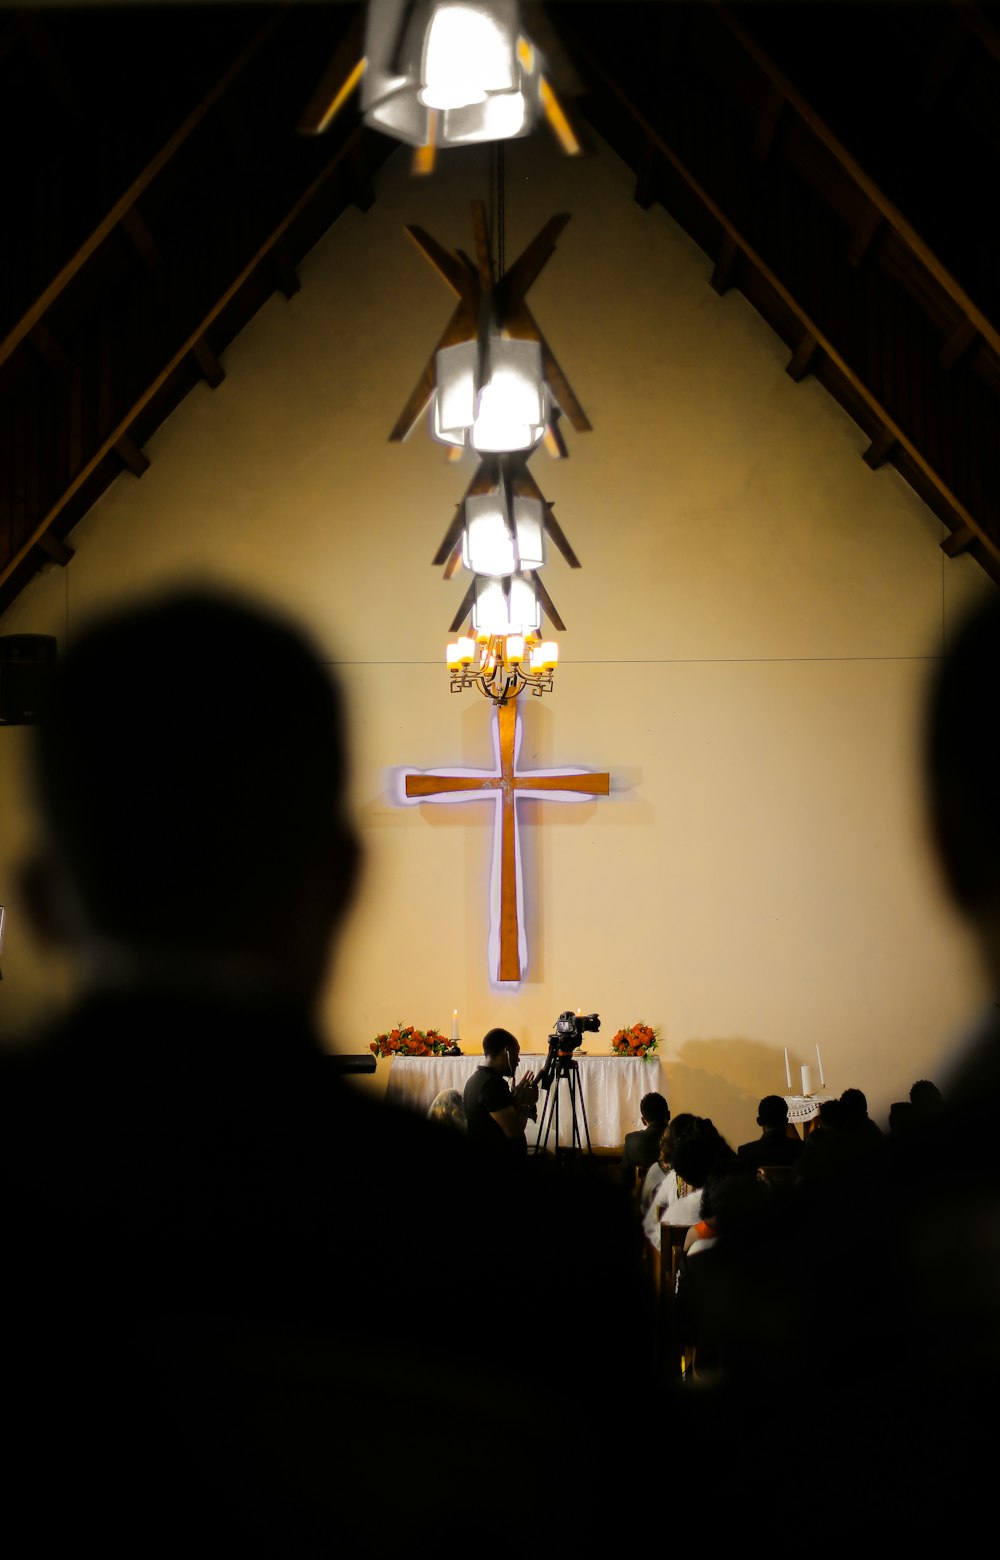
[[35, 532, 74, 566], [847, 203, 884, 269], [121, 206, 162, 274], [752, 82, 785, 164], [271, 240, 301, 302], [711, 231, 740, 295], [710, 3, 1000, 370], [863, 427, 898, 471], [787, 330, 819, 382], [0, 124, 369, 592], [114, 437, 149, 478], [566, 24, 1000, 570], [0, 8, 283, 374], [942, 523, 975, 558], [28, 321, 71, 376], [190, 336, 225, 389], [940, 318, 978, 372]]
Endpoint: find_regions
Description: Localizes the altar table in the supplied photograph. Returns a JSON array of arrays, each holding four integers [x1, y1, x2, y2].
[[385, 1054, 667, 1150]]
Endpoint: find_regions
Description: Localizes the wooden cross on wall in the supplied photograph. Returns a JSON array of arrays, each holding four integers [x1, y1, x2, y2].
[[402, 701, 610, 984]]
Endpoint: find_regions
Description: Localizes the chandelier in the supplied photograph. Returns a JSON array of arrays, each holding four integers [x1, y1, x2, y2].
[[447, 629, 559, 701]]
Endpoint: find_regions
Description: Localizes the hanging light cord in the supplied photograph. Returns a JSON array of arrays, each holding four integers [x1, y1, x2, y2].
[[497, 142, 505, 281], [489, 142, 506, 283]]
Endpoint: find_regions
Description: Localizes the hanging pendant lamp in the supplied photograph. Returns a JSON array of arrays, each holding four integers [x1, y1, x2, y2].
[[361, 0, 543, 149]]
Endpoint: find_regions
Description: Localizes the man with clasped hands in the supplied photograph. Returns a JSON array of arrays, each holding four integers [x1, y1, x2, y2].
[[463, 1026, 539, 1153]]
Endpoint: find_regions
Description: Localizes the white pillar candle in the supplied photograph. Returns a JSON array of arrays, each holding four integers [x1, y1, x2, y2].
[[816, 1044, 826, 1089], [784, 1047, 792, 1091], [451, 1009, 459, 1041], [800, 1064, 813, 1097]]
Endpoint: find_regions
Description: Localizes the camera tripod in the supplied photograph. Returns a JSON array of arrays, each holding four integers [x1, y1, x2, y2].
[[533, 1053, 593, 1160]]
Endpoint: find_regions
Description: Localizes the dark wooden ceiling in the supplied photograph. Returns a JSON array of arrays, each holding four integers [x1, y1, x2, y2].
[[2, 1, 999, 621]]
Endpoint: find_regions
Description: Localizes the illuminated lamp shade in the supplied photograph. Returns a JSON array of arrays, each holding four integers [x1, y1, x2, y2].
[[419, 2, 517, 107], [461, 493, 546, 575], [463, 494, 516, 575], [472, 574, 541, 636], [471, 338, 547, 452], [434, 336, 547, 452], [362, 1, 541, 149], [433, 341, 478, 446], [531, 639, 559, 672], [511, 496, 545, 569]]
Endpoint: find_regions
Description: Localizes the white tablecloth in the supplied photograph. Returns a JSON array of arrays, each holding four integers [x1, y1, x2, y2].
[[384, 1054, 667, 1149], [784, 1091, 835, 1126]]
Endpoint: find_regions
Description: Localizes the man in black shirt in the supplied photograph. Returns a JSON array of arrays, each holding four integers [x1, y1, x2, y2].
[[463, 1027, 538, 1152], [735, 1093, 803, 1172], [621, 1090, 671, 1186]]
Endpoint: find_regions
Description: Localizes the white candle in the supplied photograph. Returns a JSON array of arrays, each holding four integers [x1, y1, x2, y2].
[[451, 1009, 459, 1041], [815, 1044, 826, 1089], [800, 1064, 813, 1097], [784, 1047, 792, 1091]]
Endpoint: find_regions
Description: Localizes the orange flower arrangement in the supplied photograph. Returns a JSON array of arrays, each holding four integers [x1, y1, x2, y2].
[[370, 1024, 454, 1058], [610, 1021, 659, 1060]]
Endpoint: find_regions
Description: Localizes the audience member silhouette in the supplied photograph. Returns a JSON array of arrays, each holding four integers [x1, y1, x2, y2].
[[0, 588, 646, 1556], [909, 1077, 944, 1129], [622, 1090, 671, 1186], [736, 1094, 803, 1172], [678, 594, 1000, 1556], [887, 1099, 915, 1135], [838, 1085, 884, 1145]]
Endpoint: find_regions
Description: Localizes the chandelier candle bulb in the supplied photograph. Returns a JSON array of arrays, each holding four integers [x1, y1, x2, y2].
[[457, 637, 475, 666], [800, 1064, 813, 1097], [446, 642, 461, 670], [816, 1044, 826, 1089], [784, 1047, 792, 1091], [507, 635, 525, 664]]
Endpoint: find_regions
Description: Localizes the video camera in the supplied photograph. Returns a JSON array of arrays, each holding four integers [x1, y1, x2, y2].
[[536, 1010, 601, 1090]]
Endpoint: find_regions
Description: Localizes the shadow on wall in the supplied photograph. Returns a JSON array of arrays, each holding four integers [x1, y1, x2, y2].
[[667, 1035, 801, 1147]]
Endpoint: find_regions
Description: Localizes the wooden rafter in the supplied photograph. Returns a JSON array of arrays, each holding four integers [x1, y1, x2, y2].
[[0, 124, 371, 592], [567, 18, 1000, 571], [0, 8, 283, 375]]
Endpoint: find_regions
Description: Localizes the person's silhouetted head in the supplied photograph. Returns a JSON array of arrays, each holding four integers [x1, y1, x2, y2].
[[815, 1098, 844, 1132], [641, 1091, 670, 1127], [909, 1078, 943, 1114], [23, 587, 360, 1010], [671, 1130, 725, 1192], [888, 1101, 915, 1135], [839, 1088, 869, 1121], [926, 594, 1000, 980], [757, 1094, 789, 1131]]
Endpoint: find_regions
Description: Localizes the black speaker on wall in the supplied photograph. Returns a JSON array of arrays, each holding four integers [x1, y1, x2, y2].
[[0, 635, 58, 725]]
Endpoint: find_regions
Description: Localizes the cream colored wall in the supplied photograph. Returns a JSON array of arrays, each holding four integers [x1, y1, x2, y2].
[[0, 128, 994, 1145]]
